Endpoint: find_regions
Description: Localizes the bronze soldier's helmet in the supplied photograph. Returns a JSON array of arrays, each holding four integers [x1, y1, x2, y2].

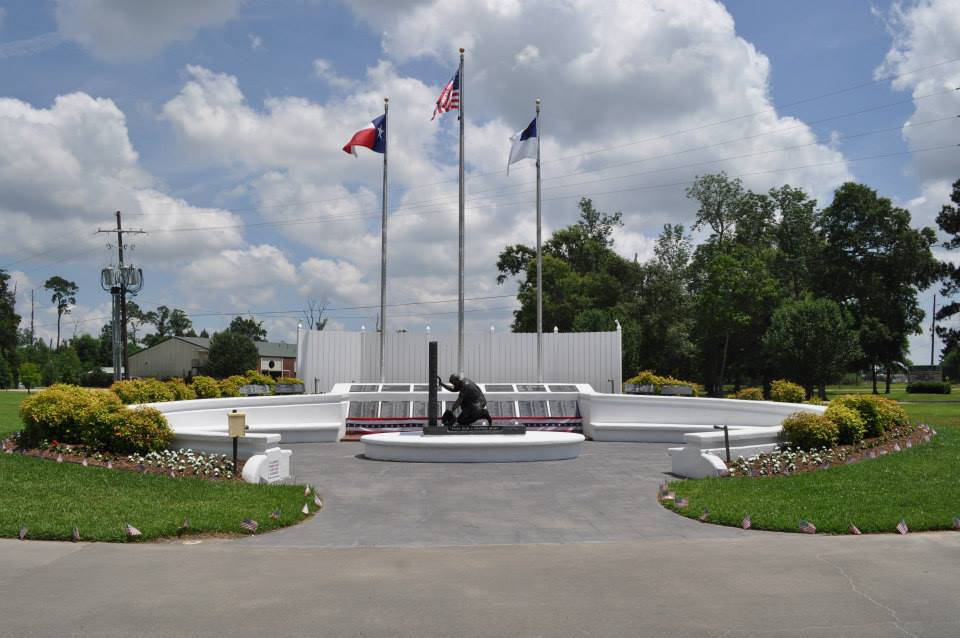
[[448, 373, 463, 388]]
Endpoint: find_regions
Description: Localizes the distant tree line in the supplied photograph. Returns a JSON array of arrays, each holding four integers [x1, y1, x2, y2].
[[497, 173, 946, 398]]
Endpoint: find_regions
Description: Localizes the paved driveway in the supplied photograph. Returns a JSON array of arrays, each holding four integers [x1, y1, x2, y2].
[[241, 440, 742, 548]]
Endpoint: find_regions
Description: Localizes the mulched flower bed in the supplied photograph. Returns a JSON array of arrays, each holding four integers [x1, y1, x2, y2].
[[726, 423, 935, 477], [1, 438, 246, 481]]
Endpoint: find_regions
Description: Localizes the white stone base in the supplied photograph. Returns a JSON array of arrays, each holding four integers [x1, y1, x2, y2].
[[361, 431, 585, 463]]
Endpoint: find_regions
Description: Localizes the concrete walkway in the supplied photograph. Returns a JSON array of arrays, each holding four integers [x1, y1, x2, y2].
[[2, 440, 958, 637]]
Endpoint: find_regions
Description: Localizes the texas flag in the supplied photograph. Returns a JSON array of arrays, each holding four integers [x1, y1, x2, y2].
[[342, 113, 386, 156]]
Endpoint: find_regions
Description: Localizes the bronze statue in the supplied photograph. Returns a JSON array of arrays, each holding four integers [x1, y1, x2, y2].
[[438, 373, 492, 427]]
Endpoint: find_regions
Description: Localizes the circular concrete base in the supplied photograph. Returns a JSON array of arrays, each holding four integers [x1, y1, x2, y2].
[[361, 431, 585, 463]]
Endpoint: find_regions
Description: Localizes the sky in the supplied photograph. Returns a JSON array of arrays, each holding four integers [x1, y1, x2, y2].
[[0, 0, 958, 366]]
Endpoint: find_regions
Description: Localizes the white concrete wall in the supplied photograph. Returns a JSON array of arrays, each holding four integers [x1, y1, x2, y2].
[[298, 329, 622, 393]]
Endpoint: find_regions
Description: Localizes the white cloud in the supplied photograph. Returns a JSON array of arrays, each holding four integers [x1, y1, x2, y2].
[[54, 0, 240, 61], [313, 58, 355, 89], [514, 44, 539, 66], [178, 244, 298, 308], [248, 33, 263, 51], [876, 0, 960, 228]]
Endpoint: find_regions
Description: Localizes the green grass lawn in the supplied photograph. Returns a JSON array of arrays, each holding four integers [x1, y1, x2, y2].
[[666, 393, 960, 534], [0, 391, 314, 542], [826, 382, 958, 402]]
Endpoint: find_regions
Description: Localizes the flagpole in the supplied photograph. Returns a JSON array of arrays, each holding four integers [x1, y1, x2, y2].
[[535, 98, 543, 383], [457, 47, 465, 377], [379, 97, 389, 384]]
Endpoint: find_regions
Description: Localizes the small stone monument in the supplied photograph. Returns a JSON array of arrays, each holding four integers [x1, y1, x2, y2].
[[241, 446, 292, 484]]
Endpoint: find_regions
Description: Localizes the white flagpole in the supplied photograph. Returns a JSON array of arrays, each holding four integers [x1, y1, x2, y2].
[[379, 97, 389, 384], [535, 98, 543, 383], [457, 47, 465, 376]]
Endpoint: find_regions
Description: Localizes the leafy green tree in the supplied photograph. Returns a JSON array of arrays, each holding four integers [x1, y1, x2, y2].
[[935, 178, 960, 359], [18, 361, 41, 393], [0, 269, 20, 382], [0, 355, 11, 389], [125, 300, 150, 346], [763, 295, 861, 399], [69, 333, 102, 369], [816, 182, 939, 393], [769, 185, 822, 297], [43, 276, 78, 349], [686, 172, 747, 247], [169, 308, 192, 336], [206, 331, 259, 378], [228, 316, 268, 342]]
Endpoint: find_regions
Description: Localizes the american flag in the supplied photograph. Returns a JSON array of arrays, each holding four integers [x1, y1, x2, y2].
[[107, 460, 113, 469], [56, 454, 63, 463], [846, 456, 857, 464], [662, 491, 675, 502], [18, 526, 27, 540], [741, 515, 751, 530], [72, 527, 80, 542], [177, 517, 190, 536], [125, 523, 142, 537], [137, 462, 145, 473], [906, 440, 912, 448], [240, 518, 259, 533], [699, 508, 710, 522], [799, 519, 817, 534], [81, 458, 88, 467], [270, 508, 281, 520], [301, 503, 310, 515], [659, 481, 668, 496], [314, 494, 323, 509], [849, 523, 862, 535], [896, 519, 909, 535], [953, 517, 960, 530], [675, 497, 689, 508], [893, 443, 901, 452], [304, 484, 311, 497], [431, 69, 460, 120]]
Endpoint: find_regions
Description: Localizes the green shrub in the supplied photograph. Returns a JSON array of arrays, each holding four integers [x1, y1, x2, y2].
[[166, 379, 197, 401], [244, 370, 276, 388], [781, 411, 839, 450], [770, 379, 805, 403], [731, 387, 763, 401], [277, 376, 304, 385], [111, 379, 176, 404], [906, 381, 951, 394], [77, 391, 126, 450], [624, 370, 701, 396], [106, 406, 173, 454], [824, 403, 866, 445], [191, 375, 221, 399], [19, 384, 97, 445], [830, 394, 908, 438], [219, 375, 247, 397]]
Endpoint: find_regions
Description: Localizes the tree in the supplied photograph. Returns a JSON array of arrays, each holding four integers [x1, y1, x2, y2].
[[169, 308, 192, 336], [302, 298, 328, 331], [125, 301, 149, 346], [763, 296, 861, 398], [69, 333, 102, 369], [816, 182, 939, 393], [228, 316, 268, 342], [0, 269, 20, 382], [686, 172, 746, 247], [935, 178, 960, 357], [769, 185, 822, 298], [18, 361, 41, 393], [206, 331, 259, 378], [44, 276, 78, 349]]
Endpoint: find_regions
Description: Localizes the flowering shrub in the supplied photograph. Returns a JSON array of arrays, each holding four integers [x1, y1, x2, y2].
[[781, 411, 838, 450], [111, 378, 176, 404], [19, 384, 101, 446], [730, 387, 763, 401], [166, 379, 197, 401], [770, 379, 805, 403], [624, 370, 701, 396], [76, 390, 125, 450], [830, 394, 908, 437], [127, 448, 236, 479], [219, 375, 248, 397], [106, 406, 173, 454], [824, 403, 866, 445], [190, 375, 221, 399], [729, 446, 843, 476], [244, 370, 276, 388]]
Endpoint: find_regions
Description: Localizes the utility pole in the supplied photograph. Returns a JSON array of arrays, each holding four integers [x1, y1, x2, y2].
[[931, 294, 937, 366], [98, 211, 145, 380], [30, 289, 34, 346]]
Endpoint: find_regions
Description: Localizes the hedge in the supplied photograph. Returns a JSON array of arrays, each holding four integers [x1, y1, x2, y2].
[[906, 381, 951, 394]]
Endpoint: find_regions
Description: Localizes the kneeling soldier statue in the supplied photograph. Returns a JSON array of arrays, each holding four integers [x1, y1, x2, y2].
[[438, 373, 492, 428]]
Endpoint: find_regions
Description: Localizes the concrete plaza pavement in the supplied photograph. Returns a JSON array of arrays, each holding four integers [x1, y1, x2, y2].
[[1, 440, 958, 637]]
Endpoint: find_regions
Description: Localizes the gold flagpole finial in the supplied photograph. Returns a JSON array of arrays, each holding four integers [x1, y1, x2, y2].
[[459, 47, 465, 54]]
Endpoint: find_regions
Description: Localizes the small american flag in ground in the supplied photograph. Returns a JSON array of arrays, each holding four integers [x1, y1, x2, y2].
[[56, 454, 63, 463], [662, 491, 675, 502], [659, 481, 668, 496], [799, 519, 817, 534], [18, 526, 27, 540], [137, 462, 145, 473], [954, 517, 960, 530], [675, 497, 689, 508], [821, 463, 831, 470], [699, 508, 709, 522], [896, 519, 909, 535], [431, 69, 460, 120], [4, 447, 11, 454], [301, 503, 310, 515], [846, 456, 857, 464], [81, 458, 88, 467], [867, 450, 876, 459], [742, 515, 751, 530], [304, 484, 311, 497], [314, 494, 323, 509], [71, 527, 80, 542], [893, 443, 901, 452], [240, 518, 259, 533], [849, 523, 862, 535], [106, 460, 113, 469], [177, 517, 190, 536], [170, 470, 176, 478], [270, 508, 281, 520], [906, 440, 912, 448], [125, 523, 142, 537]]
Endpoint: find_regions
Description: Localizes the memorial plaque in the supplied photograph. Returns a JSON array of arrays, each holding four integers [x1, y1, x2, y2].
[[908, 365, 942, 383]]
